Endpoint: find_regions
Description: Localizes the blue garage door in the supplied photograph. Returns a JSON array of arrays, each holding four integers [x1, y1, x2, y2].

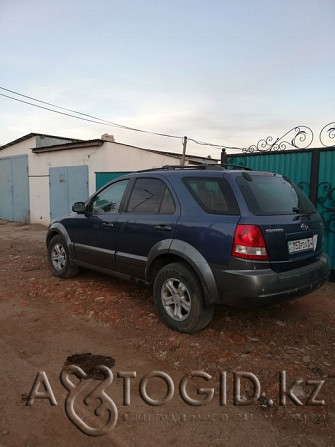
[[0, 155, 30, 222], [49, 165, 88, 220]]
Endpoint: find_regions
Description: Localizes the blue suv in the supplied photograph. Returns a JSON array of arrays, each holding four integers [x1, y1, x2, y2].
[[47, 165, 330, 333]]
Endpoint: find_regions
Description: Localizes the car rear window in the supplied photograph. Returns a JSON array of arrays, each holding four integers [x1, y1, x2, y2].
[[236, 174, 316, 215], [183, 177, 239, 215]]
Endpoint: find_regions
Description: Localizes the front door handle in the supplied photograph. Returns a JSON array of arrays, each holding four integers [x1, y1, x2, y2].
[[102, 222, 114, 228], [154, 224, 172, 231]]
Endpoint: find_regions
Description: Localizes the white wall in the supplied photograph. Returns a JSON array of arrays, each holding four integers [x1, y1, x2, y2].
[[0, 137, 185, 225], [0, 135, 37, 156]]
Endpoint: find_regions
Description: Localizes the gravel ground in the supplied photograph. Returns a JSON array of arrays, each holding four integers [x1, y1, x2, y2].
[[0, 220, 334, 446]]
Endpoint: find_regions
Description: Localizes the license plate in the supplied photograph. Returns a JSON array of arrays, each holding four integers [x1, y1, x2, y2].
[[288, 237, 314, 254]]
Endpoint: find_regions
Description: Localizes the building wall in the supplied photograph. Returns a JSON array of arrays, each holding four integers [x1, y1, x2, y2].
[[0, 135, 37, 156], [0, 137, 184, 225]]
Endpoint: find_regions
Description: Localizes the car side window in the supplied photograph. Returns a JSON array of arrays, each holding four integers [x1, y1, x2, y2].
[[127, 178, 176, 214], [183, 177, 239, 215], [91, 180, 129, 213]]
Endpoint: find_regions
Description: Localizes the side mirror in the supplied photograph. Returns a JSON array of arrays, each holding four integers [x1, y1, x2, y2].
[[72, 202, 86, 213]]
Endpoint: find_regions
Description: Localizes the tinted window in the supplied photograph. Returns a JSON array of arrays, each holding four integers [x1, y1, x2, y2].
[[183, 177, 239, 214], [236, 174, 316, 215], [127, 178, 176, 214], [91, 179, 128, 213]]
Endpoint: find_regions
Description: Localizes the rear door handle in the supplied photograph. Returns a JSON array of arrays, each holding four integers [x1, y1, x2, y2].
[[102, 222, 114, 228], [154, 224, 172, 231]]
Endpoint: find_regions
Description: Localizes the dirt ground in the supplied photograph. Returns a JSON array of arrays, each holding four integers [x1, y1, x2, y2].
[[0, 221, 334, 447]]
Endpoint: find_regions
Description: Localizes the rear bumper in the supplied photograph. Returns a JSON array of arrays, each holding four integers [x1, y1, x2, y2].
[[211, 254, 330, 307]]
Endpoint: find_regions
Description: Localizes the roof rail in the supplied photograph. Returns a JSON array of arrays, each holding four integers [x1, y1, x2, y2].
[[136, 163, 252, 173], [220, 163, 253, 171], [137, 164, 225, 173]]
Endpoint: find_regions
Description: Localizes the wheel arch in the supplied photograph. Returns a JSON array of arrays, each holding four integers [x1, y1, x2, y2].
[[46, 223, 73, 254], [146, 239, 219, 306]]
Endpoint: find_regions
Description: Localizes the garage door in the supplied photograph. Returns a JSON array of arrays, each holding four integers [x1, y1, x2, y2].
[[49, 165, 89, 220], [0, 155, 30, 222]]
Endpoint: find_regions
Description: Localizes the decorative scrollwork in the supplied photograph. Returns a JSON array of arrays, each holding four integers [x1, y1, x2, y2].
[[243, 126, 314, 153], [319, 122, 335, 148], [317, 182, 335, 234]]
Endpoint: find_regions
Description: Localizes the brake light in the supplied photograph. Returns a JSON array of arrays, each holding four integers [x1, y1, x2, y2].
[[232, 224, 268, 260]]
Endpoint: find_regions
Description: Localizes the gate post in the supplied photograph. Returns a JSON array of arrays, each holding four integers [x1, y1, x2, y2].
[[309, 148, 321, 206], [221, 149, 227, 165]]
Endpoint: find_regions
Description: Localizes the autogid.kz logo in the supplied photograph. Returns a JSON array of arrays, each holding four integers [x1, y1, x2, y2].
[[25, 354, 326, 437], [61, 364, 118, 436]]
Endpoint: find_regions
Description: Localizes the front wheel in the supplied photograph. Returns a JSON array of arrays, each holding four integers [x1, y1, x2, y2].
[[48, 235, 79, 278], [153, 262, 214, 333]]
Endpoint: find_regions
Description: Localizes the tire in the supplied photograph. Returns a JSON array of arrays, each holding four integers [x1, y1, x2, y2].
[[48, 235, 79, 279], [153, 262, 214, 333]]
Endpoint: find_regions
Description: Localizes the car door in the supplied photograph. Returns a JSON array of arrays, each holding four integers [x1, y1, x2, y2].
[[115, 176, 179, 278], [71, 179, 129, 269]]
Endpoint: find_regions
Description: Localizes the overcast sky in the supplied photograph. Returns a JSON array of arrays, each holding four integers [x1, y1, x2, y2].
[[0, 0, 334, 157]]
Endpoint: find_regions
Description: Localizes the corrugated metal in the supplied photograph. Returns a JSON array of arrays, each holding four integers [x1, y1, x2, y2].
[[96, 172, 130, 190], [36, 135, 79, 148], [228, 152, 312, 196], [318, 150, 335, 269]]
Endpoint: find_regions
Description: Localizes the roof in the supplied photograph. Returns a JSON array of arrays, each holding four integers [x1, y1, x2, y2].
[[0, 132, 83, 150], [32, 139, 104, 153], [30, 135, 219, 163]]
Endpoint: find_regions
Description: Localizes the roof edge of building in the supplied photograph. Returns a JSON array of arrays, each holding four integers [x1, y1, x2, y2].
[[0, 132, 83, 151]]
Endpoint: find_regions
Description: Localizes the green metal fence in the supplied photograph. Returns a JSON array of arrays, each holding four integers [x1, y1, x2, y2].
[[95, 172, 130, 190], [317, 150, 335, 270]]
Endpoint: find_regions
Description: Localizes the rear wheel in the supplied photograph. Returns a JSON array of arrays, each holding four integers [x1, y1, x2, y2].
[[48, 235, 79, 278], [153, 262, 214, 333]]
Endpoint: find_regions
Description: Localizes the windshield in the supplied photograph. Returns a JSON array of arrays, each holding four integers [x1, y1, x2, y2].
[[236, 174, 316, 216]]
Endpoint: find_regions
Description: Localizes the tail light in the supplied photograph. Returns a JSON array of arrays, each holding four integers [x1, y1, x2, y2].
[[232, 224, 268, 260]]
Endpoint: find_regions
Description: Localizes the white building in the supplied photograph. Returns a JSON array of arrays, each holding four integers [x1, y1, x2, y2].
[[0, 132, 218, 225]]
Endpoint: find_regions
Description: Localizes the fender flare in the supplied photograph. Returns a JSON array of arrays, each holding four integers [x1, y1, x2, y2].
[[146, 239, 219, 306], [46, 222, 74, 256]]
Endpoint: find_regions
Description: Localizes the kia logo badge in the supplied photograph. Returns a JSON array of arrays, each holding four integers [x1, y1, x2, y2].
[[301, 223, 309, 231]]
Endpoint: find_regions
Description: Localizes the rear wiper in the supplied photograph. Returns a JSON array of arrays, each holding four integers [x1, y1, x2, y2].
[[292, 207, 315, 220]]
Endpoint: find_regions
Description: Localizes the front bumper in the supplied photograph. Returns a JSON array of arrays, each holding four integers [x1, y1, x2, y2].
[[211, 254, 330, 307]]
